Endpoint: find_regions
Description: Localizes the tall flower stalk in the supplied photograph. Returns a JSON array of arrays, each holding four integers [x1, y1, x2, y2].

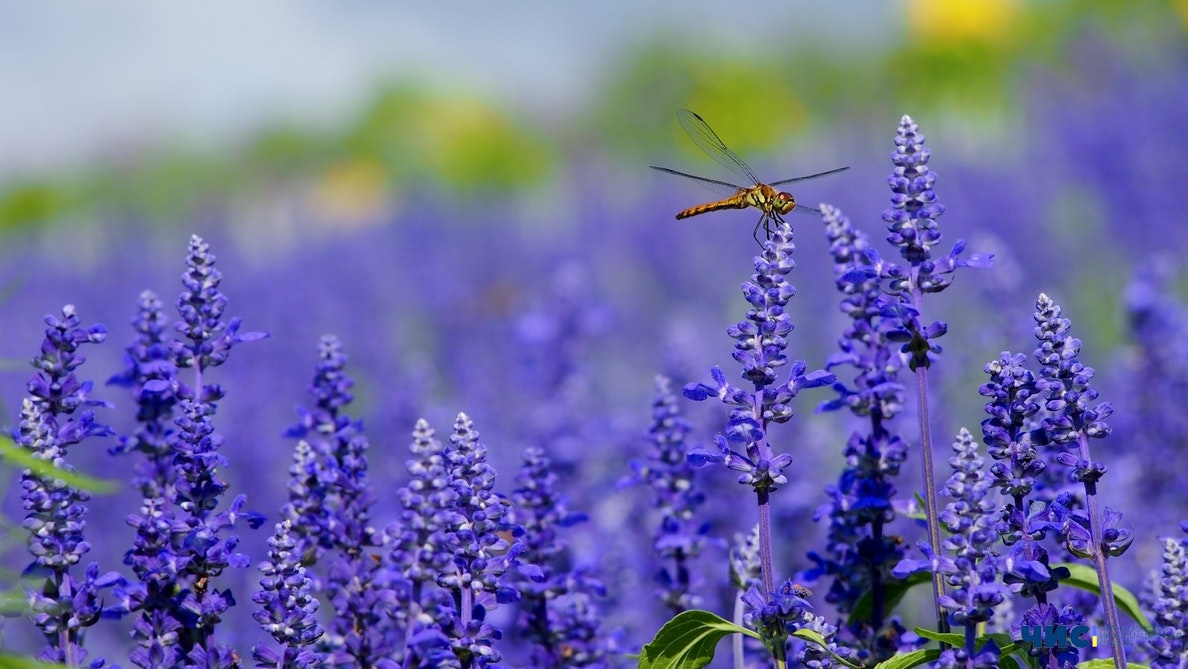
[[434, 414, 519, 668], [111, 235, 267, 667], [628, 375, 711, 614], [810, 204, 910, 663], [18, 306, 122, 667], [284, 335, 391, 667], [878, 115, 987, 636], [683, 221, 833, 663], [1032, 293, 1131, 668], [510, 445, 613, 668]]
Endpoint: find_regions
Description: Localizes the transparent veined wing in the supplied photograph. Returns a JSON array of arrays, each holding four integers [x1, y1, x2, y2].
[[675, 109, 762, 187]]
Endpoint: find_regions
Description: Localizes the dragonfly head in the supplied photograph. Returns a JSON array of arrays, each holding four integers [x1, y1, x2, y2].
[[773, 191, 796, 215]]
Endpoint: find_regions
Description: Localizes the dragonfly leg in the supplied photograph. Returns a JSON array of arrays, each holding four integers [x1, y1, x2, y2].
[[751, 215, 766, 247]]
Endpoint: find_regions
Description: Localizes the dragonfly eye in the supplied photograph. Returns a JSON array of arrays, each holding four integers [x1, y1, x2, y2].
[[775, 191, 796, 214]]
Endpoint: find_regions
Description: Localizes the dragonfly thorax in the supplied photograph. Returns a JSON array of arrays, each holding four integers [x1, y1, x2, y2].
[[748, 184, 796, 215]]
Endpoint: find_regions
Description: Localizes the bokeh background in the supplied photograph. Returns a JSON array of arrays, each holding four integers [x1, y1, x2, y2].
[[2, 0, 1186, 663]]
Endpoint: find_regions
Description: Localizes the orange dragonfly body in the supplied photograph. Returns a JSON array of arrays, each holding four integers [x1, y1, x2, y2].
[[651, 109, 848, 244]]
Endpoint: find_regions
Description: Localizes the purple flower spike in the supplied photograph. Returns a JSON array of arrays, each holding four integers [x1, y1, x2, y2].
[[420, 413, 517, 667], [808, 205, 911, 662], [933, 429, 1006, 629], [170, 234, 267, 398], [388, 418, 459, 666], [628, 376, 711, 613], [1032, 292, 1129, 665], [18, 306, 121, 667], [251, 520, 326, 669], [979, 352, 1045, 501], [108, 291, 179, 500], [285, 335, 391, 667], [884, 115, 945, 267], [511, 446, 614, 668], [683, 223, 834, 494], [1143, 524, 1187, 669]]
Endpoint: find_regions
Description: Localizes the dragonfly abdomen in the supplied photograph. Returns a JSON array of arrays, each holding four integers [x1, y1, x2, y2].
[[675, 192, 750, 220]]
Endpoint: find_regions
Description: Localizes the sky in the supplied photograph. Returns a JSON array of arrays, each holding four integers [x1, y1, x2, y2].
[[0, 1, 896, 177]]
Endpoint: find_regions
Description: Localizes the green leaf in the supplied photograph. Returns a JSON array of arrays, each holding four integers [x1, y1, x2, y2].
[[848, 571, 932, 627], [914, 628, 1028, 665], [0, 652, 69, 668], [1075, 660, 1150, 669], [0, 438, 118, 495], [637, 610, 759, 669], [872, 648, 941, 669], [914, 627, 965, 646], [1057, 563, 1152, 630]]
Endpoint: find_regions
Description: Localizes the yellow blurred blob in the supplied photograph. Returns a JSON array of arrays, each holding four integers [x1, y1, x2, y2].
[[1176, 0, 1188, 30], [311, 158, 390, 228], [415, 98, 550, 192], [907, 0, 1021, 44]]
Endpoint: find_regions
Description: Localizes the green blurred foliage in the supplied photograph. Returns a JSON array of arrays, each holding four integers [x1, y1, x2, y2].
[[0, 0, 1183, 230]]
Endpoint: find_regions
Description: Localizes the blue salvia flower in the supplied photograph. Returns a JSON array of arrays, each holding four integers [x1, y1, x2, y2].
[[1018, 603, 1083, 669], [627, 375, 710, 613], [682, 219, 832, 616], [739, 578, 813, 663], [107, 291, 188, 669], [433, 413, 520, 667], [1144, 522, 1187, 669], [251, 520, 326, 669], [930, 639, 1002, 669], [122, 495, 185, 669], [683, 221, 833, 494], [284, 334, 392, 667], [808, 204, 909, 662], [509, 446, 613, 668], [164, 235, 266, 666], [388, 418, 459, 667], [878, 115, 989, 640], [934, 430, 1006, 634], [978, 349, 1068, 638], [881, 115, 988, 299], [108, 290, 180, 500], [1033, 292, 1130, 666], [18, 305, 122, 667], [895, 428, 1005, 663], [979, 352, 1045, 504], [170, 234, 266, 397]]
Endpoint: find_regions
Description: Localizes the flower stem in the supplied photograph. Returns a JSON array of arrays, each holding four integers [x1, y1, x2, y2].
[[1078, 433, 1126, 668], [910, 290, 949, 640], [757, 488, 775, 598]]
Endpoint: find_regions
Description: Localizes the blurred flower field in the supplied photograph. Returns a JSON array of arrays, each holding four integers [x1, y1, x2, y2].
[[1, 4, 1187, 668]]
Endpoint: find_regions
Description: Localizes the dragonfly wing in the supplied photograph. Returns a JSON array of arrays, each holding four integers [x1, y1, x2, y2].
[[650, 165, 744, 196], [675, 109, 762, 186], [769, 165, 850, 187]]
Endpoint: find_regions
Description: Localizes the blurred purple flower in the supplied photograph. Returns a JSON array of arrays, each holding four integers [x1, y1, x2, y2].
[[283, 334, 393, 666], [626, 375, 711, 613], [1143, 523, 1187, 669], [509, 446, 614, 668], [107, 290, 180, 500], [807, 204, 909, 662]]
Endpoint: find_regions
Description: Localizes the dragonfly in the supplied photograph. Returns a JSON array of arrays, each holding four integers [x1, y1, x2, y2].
[[651, 109, 849, 245]]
